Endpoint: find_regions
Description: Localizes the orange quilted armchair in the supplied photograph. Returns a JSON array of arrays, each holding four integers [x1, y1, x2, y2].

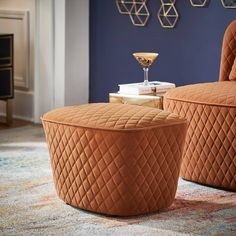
[[164, 19, 236, 191]]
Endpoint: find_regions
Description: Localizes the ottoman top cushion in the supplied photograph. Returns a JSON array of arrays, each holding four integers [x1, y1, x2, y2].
[[165, 81, 236, 108], [42, 103, 186, 131]]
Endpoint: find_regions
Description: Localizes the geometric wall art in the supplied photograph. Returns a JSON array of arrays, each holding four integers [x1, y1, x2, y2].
[[129, 1, 150, 26], [116, 0, 235, 29], [221, 0, 236, 8], [116, 0, 134, 14], [189, 0, 209, 7], [157, 0, 179, 28], [116, 0, 150, 26]]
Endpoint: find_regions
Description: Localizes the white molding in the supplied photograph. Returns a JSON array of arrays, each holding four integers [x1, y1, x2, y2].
[[0, 90, 34, 122], [0, 9, 30, 89], [54, 0, 65, 108], [34, 0, 54, 123], [0, 112, 34, 122], [14, 89, 34, 95], [34, 0, 89, 123], [34, 0, 40, 122], [14, 76, 26, 87], [65, 0, 89, 106]]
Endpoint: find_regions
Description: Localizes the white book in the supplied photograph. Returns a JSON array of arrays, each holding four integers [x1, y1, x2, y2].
[[118, 81, 175, 95]]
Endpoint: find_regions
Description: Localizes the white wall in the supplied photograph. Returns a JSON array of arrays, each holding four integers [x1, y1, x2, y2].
[[34, 0, 54, 122], [0, 0, 89, 123], [54, 0, 65, 108], [65, 0, 89, 106], [0, 0, 35, 121], [34, 0, 89, 123]]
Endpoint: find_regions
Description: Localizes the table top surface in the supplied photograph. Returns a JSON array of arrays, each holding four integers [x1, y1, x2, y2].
[[109, 92, 165, 98]]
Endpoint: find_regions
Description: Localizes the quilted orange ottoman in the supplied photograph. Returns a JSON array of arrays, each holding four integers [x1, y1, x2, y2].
[[164, 82, 236, 190], [42, 103, 187, 216], [164, 19, 236, 191]]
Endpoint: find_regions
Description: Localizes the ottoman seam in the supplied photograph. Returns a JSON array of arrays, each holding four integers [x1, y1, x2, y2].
[[41, 118, 187, 132], [164, 97, 236, 108]]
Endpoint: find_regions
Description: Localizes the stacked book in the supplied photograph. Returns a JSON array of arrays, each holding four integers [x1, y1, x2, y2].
[[118, 81, 175, 95]]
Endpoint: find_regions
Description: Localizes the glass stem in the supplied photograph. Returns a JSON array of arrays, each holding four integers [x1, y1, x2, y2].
[[143, 67, 149, 86]]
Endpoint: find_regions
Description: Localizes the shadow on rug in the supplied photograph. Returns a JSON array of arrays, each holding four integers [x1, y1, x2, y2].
[[0, 125, 235, 236]]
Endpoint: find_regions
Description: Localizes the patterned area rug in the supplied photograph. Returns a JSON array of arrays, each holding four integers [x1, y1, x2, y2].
[[0, 125, 235, 236]]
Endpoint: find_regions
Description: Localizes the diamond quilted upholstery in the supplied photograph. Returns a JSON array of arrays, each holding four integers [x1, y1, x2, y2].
[[220, 19, 236, 82], [42, 103, 185, 130], [229, 57, 236, 81], [165, 81, 236, 107], [164, 82, 236, 191], [42, 103, 188, 216]]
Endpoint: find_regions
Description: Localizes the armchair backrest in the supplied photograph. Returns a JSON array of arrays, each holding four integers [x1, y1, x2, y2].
[[219, 19, 236, 82]]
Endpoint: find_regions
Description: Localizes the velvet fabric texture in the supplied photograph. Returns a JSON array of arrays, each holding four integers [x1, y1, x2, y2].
[[229, 57, 236, 81], [220, 19, 236, 82], [42, 103, 188, 216], [164, 19, 236, 191]]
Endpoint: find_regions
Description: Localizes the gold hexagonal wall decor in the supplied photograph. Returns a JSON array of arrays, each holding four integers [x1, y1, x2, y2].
[[157, 0, 179, 28], [129, 1, 150, 26], [221, 0, 236, 8], [189, 0, 208, 7], [116, 0, 135, 14], [116, 0, 150, 26]]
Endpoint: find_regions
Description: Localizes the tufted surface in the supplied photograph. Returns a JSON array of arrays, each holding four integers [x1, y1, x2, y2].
[[164, 19, 236, 191], [164, 83, 236, 190], [219, 19, 236, 82], [42, 103, 185, 130], [165, 81, 236, 107], [229, 57, 236, 81], [42, 103, 188, 216]]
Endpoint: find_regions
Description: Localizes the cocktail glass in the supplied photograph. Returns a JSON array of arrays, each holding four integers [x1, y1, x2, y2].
[[133, 52, 159, 86]]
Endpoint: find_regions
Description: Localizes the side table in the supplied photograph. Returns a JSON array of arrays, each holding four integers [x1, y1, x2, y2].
[[109, 92, 165, 109]]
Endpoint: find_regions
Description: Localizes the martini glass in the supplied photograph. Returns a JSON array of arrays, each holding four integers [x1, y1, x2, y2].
[[133, 52, 159, 86]]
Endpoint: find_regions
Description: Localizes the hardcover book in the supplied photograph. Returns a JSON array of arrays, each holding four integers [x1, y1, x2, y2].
[[118, 81, 175, 95]]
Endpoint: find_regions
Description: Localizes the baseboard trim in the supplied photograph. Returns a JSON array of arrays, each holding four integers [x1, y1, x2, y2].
[[0, 112, 34, 123]]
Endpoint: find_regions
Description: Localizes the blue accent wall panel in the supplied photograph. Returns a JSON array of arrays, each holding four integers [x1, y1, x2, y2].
[[90, 0, 236, 102]]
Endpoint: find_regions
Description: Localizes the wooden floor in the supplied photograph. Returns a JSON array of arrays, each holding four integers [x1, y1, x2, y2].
[[0, 116, 34, 130]]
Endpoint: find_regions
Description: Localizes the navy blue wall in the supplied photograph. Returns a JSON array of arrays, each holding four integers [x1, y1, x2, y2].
[[90, 0, 235, 102]]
